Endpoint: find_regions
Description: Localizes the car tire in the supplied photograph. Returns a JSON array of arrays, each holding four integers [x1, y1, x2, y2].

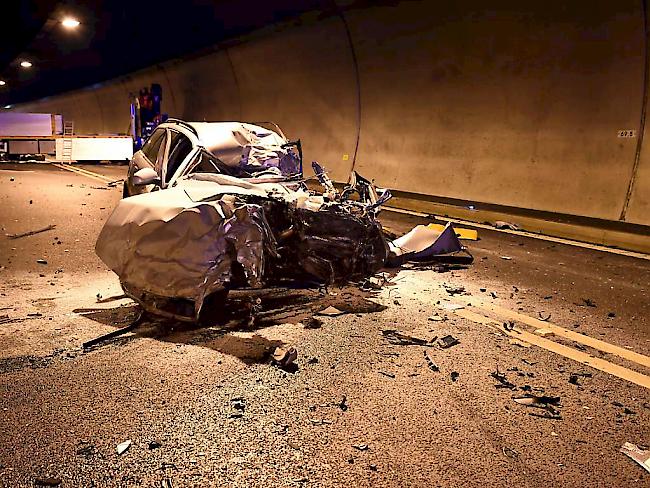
[[198, 289, 229, 325], [122, 181, 130, 198]]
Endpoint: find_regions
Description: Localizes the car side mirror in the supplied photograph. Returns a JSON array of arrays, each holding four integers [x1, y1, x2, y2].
[[133, 167, 160, 186]]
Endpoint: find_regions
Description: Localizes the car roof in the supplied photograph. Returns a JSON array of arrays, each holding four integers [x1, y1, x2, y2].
[[164, 120, 285, 144], [164, 121, 287, 163]]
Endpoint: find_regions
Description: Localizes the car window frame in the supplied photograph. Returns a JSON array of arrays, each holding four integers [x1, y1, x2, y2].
[[164, 127, 199, 187], [154, 129, 171, 185], [163, 129, 192, 184]]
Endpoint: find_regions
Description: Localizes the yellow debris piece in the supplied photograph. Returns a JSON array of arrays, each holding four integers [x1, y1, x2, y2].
[[426, 223, 478, 241]]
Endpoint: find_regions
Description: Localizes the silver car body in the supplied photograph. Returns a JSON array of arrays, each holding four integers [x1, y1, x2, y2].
[[124, 120, 301, 197]]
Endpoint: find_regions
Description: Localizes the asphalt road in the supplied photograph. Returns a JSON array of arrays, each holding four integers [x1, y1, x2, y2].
[[0, 163, 648, 487]]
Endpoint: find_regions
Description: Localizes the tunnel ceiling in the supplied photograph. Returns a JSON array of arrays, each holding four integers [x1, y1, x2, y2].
[[0, 0, 337, 107]]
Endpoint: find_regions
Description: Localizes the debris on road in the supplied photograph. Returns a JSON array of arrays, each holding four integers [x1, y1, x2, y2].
[[382, 329, 432, 346], [76, 442, 95, 457], [116, 439, 132, 455], [451, 371, 459, 382], [148, 440, 162, 450], [502, 446, 519, 458], [538, 312, 551, 321], [387, 222, 473, 266], [443, 284, 466, 296], [308, 418, 333, 426], [0, 315, 20, 325], [231, 397, 246, 412], [353, 444, 369, 451], [378, 371, 396, 378], [428, 313, 445, 322], [620, 442, 650, 473], [423, 351, 440, 372], [316, 306, 346, 317], [36, 259, 48, 265], [82, 311, 144, 349], [107, 178, 124, 187], [514, 395, 560, 407], [338, 395, 348, 411], [494, 221, 519, 231], [514, 395, 562, 419], [6, 224, 56, 239], [34, 477, 62, 487], [569, 372, 592, 386], [302, 316, 322, 329], [359, 274, 389, 291], [272, 346, 298, 371], [581, 298, 597, 307], [500, 256, 512, 260], [491, 370, 517, 390], [441, 303, 465, 311], [438, 335, 460, 349]]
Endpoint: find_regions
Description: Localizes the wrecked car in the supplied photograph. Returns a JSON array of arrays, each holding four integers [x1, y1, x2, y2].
[[122, 119, 302, 198], [97, 120, 470, 322]]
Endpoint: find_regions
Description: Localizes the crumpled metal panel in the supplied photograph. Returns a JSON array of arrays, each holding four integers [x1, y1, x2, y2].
[[191, 122, 300, 176], [286, 206, 388, 283], [96, 182, 274, 320]]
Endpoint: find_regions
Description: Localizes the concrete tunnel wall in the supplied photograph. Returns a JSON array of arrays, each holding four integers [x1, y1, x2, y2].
[[15, 0, 650, 226]]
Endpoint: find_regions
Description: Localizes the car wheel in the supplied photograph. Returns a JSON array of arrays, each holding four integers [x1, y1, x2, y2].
[[122, 181, 130, 198], [198, 289, 229, 325]]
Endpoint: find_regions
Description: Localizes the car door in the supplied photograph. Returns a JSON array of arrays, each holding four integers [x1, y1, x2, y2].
[[128, 127, 168, 195]]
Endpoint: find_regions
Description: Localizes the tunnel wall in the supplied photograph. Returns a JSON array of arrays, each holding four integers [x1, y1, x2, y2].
[[15, 0, 650, 226]]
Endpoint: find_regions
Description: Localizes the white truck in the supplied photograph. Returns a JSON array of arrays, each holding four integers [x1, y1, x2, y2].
[[0, 112, 133, 162]]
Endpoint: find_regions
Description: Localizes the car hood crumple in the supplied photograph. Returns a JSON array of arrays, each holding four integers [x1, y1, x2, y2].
[[192, 122, 301, 177]]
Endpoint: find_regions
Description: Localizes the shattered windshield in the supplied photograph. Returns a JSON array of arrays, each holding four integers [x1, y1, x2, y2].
[[185, 148, 300, 180], [185, 122, 302, 179]]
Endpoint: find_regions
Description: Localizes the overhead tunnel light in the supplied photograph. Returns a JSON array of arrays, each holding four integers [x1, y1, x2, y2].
[[0, 80, 5, 86], [61, 17, 80, 29], [20, 61, 33, 68]]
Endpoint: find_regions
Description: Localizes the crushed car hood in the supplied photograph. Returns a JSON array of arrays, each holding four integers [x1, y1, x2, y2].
[[96, 174, 387, 320]]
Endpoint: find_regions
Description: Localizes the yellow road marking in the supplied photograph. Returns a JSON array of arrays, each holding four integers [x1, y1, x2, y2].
[[53, 163, 109, 183], [460, 295, 650, 369], [449, 307, 650, 389], [67, 165, 116, 182], [53, 163, 115, 184]]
